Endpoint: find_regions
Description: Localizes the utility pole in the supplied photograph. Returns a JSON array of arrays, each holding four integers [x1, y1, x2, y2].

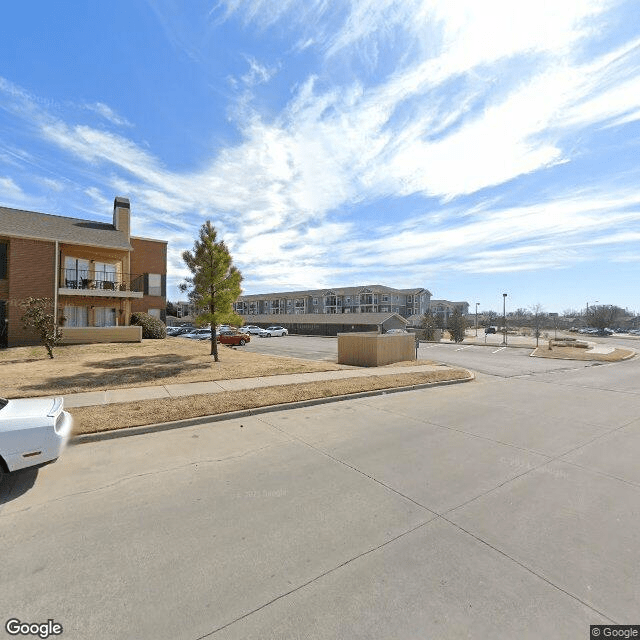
[[502, 293, 508, 346], [475, 302, 480, 338]]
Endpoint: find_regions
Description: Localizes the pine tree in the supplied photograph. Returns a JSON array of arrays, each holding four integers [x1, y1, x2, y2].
[[179, 221, 243, 362]]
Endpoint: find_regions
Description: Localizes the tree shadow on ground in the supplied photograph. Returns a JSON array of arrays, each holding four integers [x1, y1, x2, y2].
[[0, 467, 38, 506], [87, 354, 197, 370], [21, 359, 212, 394]]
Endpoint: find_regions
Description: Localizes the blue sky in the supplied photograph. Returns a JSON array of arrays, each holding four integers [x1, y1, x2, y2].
[[1, 1, 639, 315]]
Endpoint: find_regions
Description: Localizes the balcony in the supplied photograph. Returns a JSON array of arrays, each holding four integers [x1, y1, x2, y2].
[[59, 268, 144, 299]]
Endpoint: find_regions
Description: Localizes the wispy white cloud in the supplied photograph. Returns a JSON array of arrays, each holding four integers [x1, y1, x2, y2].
[[0, 176, 25, 201], [241, 56, 277, 86], [82, 102, 133, 127], [1, 1, 639, 300]]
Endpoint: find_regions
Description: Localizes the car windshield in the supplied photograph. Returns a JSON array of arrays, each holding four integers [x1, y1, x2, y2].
[[0, 398, 7, 410]]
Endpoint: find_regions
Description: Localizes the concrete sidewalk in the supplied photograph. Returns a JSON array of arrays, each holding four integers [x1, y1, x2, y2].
[[62, 362, 456, 409]]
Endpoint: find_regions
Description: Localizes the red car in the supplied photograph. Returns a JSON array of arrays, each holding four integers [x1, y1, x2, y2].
[[216, 329, 251, 346]]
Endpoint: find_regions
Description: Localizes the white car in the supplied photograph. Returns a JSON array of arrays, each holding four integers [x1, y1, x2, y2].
[[265, 325, 288, 337], [0, 396, 73, 483], [242, 326, 269, 336]]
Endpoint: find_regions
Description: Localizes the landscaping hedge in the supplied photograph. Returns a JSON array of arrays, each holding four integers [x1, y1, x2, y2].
[[130, 312, 167, 339]]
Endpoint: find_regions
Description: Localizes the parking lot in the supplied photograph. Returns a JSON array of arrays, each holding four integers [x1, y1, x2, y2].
[[2, 334, 638, 638], [243, 334, 606, 377]]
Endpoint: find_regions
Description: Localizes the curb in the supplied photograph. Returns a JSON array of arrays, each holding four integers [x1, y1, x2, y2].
[[423, 340, 537, 349], [528, 346, 636, 362], [70, 372, 475, 446]]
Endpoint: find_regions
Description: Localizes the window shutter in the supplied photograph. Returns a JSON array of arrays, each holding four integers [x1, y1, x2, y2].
[[161, 274, 166, 298], [143, 273, 149, 295], [0, 243, 7, 279]]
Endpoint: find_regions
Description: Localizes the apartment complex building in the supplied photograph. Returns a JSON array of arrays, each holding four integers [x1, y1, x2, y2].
[[0, 197, 166, 348], [234, 285, 433, 318]]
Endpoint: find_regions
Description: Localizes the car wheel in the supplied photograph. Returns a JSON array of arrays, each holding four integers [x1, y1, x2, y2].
[[239, 339, 246, 346]]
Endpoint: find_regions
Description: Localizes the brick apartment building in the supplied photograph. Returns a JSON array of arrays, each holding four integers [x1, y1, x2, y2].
[[234, 285, 433, 317], [0, 197, 166, 348]]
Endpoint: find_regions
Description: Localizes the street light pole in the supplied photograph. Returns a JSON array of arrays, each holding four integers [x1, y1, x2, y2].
[[502, 293, 508, 346], [475, 302, 480, 337]]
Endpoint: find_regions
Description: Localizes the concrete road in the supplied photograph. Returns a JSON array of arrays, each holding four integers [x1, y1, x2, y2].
[[1, 344, 639, 639]]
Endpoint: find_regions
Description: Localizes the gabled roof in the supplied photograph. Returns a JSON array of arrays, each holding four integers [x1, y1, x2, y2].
[[239, 285, 432, 301], [238, 312, 409, 325], [0, 205, 131, 250]]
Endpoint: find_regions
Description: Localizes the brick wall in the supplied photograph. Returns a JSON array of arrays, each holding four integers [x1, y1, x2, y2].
[[130, 238, 166, 275], [130, 238, 166, 319], [7, 238, 56, 346]]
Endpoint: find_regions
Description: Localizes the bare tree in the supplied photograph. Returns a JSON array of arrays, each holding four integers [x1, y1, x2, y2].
[[529, 303, 545, 347], [20, 297, 63, 359], [484, 310, 498, 327], [587, 305, 621, 334]]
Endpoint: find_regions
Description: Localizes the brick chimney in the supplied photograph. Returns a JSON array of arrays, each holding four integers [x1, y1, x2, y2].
[[113, 196, 130, 239]]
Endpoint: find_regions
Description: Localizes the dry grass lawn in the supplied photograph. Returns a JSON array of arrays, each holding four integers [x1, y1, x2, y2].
[[70, 369, 471, 434], [0, 339, 350, 398], [531, 346, 634, 361]]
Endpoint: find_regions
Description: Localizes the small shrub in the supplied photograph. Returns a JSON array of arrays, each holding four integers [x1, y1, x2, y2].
[[130, 312, 166, 339]]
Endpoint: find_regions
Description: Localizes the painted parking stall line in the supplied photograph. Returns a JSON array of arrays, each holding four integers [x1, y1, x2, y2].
[[492, 347, 507, 354]]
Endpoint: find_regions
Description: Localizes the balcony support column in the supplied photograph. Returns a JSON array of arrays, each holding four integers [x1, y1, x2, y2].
[[54, 240, 59, 331]]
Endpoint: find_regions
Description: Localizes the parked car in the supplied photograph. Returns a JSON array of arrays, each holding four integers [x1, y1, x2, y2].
[[484, 326, 497, 334], [167, 326, 192, 336], [265, 325, 288, 337], [385, 329, 407, 334], [242, 326, 267, 335], [183, 328, 211, 339], [172, 326, 195, 336], [0, 396, 73, 484], [217, 330, 251, 346]]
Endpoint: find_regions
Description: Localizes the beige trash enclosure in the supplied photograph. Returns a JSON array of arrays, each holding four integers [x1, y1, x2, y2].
[[337, 332, 416, 367]]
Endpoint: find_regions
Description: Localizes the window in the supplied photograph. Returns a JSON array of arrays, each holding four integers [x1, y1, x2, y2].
[[95, 307, 116, 327], [148, 274, 162, 296], [64, 257, 90, 289], [148, 308, 161, 320], [0, 242, 7, 279], [382, 295, 389, 302], [95, 262, 117, 289], [64, 306, 88, 327]]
